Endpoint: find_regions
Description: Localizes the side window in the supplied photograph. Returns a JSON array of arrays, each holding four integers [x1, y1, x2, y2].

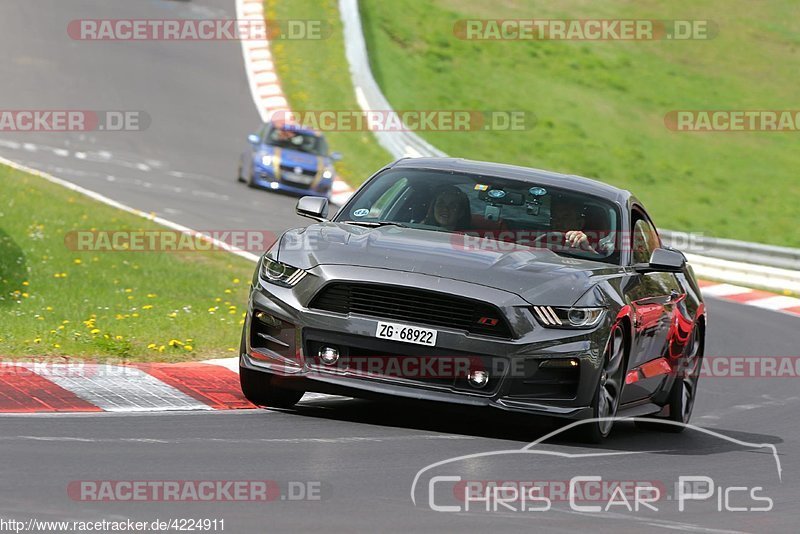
[[260, 123, 272, 142], [632, 217, 659, 264], [369, 177, 409, 218]]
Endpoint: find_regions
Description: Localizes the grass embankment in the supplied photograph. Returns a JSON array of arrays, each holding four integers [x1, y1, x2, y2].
[[358, 0, 800, 246], [272, 0, 797, 246], [0, 165, 253, 361], [266, 0, 392, 188]]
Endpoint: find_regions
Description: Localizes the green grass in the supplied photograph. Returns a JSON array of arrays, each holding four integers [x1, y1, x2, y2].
[[358, 0, 800, 246], [266, 0, 392, 187], [0, 165, 254, 361], [273, 0, 797, 246]]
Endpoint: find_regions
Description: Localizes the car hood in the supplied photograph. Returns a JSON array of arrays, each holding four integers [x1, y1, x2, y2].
[[274, 147, 323, 171], [278, 223, 626, 305]]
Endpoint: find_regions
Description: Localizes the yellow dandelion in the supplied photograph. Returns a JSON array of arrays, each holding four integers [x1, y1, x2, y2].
[[183, 345, 193, 351], [224, 289, 232, 294], [232, 278, 240, 284], [147, 293, 157, 298], [33, 338, 41, 344], [142, 305, 153, 310], [124, 288, 132, 293], [227, 348, 236, 352], [147, 343, 156, 349], [90, 328, 100, 334], [168, 312, 177, 318], [22, 281, 29, 286], [54, 344, 61, 349], [132, 313, 139, 318], [74, 259, 82, 264]]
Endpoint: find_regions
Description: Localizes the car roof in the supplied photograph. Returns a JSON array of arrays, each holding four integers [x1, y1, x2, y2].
[[389, 157, 631, 205]]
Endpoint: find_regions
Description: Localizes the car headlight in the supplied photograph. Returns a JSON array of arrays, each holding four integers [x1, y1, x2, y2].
[[531, 306, 605, 329], [322, 169, 333, 180], [260, 258, 308, 288], [261, 154, 273, 167]]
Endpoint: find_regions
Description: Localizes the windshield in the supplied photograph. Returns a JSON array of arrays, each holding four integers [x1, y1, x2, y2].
[[336, 168, 621, 264], [264, 125, 329, 156]]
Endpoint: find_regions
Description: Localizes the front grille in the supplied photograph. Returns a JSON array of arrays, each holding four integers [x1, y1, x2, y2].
[[309, 283, 513, 339], [280, 165, 316, 177]]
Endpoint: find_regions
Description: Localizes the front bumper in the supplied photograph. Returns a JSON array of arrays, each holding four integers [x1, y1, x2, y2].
[[242, 265, 610, 419], [251, 165, 331, 197]]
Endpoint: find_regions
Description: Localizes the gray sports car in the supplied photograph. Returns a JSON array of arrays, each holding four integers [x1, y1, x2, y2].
[[239, 158, 706, 441]]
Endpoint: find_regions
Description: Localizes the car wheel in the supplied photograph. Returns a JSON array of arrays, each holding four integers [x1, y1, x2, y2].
[[639, 324, 703, 433], [238, 328, 305, 408], [581, 322, 626, 443]]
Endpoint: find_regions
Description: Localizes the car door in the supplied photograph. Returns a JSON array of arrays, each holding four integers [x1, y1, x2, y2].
[[621, 211, 683, 403]]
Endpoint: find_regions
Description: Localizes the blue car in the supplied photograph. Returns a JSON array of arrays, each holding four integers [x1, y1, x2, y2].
[[238, 121, 341, 198]]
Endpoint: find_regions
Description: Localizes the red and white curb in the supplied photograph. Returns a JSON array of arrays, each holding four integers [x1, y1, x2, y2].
[[236, 0, 354, 206], [699, 280, 800, 317], [0, 358, 339, 414]]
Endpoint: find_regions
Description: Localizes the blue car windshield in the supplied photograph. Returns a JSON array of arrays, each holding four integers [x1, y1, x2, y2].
[[265, 126, 328, 156], [337, 168, 622, 264]]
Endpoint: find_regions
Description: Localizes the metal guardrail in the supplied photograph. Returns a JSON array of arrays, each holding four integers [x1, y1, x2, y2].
[[339, 0, 446, 159], [660, 231, 800, 271], [338, 0, 800, 275]]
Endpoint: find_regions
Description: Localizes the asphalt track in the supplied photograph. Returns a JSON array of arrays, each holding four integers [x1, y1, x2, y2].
[[1, 1, 799, 532]]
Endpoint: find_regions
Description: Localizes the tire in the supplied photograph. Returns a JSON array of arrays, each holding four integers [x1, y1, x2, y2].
[[580, 323, 627, 443], [238, 329, 304, 408], [240, 366, 305, 408], [637, 324, 703, 433]]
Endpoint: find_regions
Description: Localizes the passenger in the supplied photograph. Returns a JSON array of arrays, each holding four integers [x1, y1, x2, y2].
[[423, 186, 472, 231]]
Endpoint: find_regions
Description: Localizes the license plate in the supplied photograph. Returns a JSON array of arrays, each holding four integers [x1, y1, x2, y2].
[[376, 321, 437, 347], [283, 172, 313, 184]]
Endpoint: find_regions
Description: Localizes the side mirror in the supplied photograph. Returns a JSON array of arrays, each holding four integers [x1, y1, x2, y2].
[[634, 248, 686, 273], [248, 134, 260, 145], [330, 151, 343, 162], [296, 196, 329, 222]]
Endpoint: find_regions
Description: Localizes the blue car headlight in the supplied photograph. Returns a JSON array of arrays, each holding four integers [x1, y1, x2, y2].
[[260, 258, 308, 288]]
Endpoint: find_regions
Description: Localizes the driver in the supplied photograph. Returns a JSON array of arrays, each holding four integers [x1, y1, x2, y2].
[[548, 195, 598, 253]]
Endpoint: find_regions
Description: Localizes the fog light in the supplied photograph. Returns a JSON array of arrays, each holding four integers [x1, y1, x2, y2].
[[319, 346, 340, 365], [255, 311, 281, 328], [467, 369, 489, 388]]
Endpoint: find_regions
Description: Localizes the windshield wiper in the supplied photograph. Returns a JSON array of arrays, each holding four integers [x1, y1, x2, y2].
[[340, 221, 410, 228]]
